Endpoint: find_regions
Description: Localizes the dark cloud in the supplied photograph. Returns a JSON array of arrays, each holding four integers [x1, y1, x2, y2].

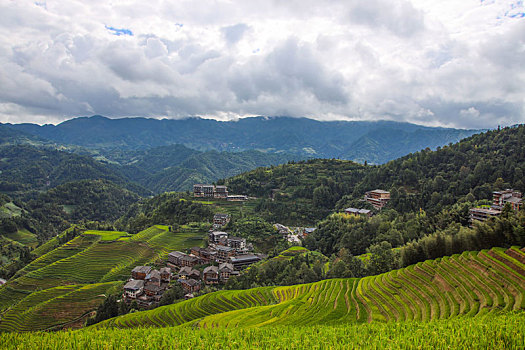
[[0, 1, 523, 129]]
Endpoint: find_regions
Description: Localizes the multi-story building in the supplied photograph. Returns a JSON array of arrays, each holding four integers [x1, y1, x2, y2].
[[229, 254, 262, 270], [123, 280, 145, 299], [168, 251, 198, 268], [227, 236, 248, 254], [209, 231, 228, 244], [193, 184, 229, 198], [469, 207, 502, 226], [214, 186, 228, 198], [213, 213, 230, 228], [215, 245, 235, 263], [131, 266, 152, 280], [493, 190, 522, 211], [364, 190, 390, 210]]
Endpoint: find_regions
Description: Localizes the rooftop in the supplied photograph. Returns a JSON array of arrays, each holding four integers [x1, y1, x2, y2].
[[168, 251, 186, 258], [230, 254, 261, 263], [124, 279, 144, 290], [470, 208, 502, 215], [204, 266, 218, 274], [215, 245, 234, 252], [211, 231, 228, 236], [219, 263, 234, 271], [131, 266, 152, 274], [180, 279, 200, 287]]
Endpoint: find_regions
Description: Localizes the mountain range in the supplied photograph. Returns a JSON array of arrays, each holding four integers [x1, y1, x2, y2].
[[4, 115, 480, 164]]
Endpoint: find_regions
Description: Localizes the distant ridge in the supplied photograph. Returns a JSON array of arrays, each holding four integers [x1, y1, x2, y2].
[[4, 116, 480, 164]]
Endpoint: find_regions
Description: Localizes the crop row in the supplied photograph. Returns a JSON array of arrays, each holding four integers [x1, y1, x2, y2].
[[3, 311, 525, 349], [0, 282, 120, 332], [98, 247, 525, 329]]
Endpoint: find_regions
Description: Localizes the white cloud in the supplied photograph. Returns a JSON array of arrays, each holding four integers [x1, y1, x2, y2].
[[0, 0, 523, 128]]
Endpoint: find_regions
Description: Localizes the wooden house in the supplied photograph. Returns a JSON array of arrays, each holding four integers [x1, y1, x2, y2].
[[123, 280, 144, 299], [180, 279, 201, 293], [178, 266, 200, 280], [203, 266, 219, 284], [131, 266, 152, 280]]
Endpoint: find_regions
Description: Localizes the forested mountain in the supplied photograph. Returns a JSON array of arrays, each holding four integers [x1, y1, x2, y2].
[[126, 148, 299, 193], [0, 145, 147, 195], [228, 125, 525, 216], [344, 125, 525, 213], [5, 115, 479, 164], [224, 159, 369, 224]]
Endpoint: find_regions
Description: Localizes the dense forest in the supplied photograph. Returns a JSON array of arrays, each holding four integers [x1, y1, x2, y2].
[[5, 116, 478, 163]]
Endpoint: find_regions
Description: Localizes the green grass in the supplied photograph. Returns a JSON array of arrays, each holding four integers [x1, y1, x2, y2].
[[272, 246, 310, 260], [2, 229, 38, 248], [83, 230, 132, 241], [0, 202, 23, 219], [2, 312, 525, 349]]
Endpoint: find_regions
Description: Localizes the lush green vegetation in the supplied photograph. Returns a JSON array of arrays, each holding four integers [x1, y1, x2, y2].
[[96, 247, 525, 330], [116, 193, 214, 233], [0, 282, 122, 332], [83, 230, 131, 241], [121, 147, 300, 193], [2, 312, 524, 349], [224, 159, 368, 225], [0, 145, 143, 194]]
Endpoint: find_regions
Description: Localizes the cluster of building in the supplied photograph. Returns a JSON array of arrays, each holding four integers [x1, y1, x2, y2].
[[274, 224, 316, 244], [341, 189, 391, 216], [193, 184, 249, 201], [470, 189, 523, 225], [162, 228, 263, 295], [122, 266, 172, 307]]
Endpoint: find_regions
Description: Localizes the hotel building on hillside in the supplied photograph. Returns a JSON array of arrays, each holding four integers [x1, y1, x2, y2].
[[364, 189, 390, 210], [193, 184, 229, 199]]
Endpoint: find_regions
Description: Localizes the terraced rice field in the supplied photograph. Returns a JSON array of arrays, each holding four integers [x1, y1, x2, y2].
[[5, 312, 525, 349], [98, 247, 525, 329], [83, 230, 132, 241], [99, 287, 276, 329], [0, 282, 121, 332], [0, 225, 206, 331]]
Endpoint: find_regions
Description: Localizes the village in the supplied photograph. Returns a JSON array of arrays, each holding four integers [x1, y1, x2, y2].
[[121, 185, 264, 307], [121, 185, 523, 309]]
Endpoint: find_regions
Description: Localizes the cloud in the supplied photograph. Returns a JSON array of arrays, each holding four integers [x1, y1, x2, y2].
[[347, 0, 425, 37], [0, 0, 523, 129], [221, 23, 249, 45]]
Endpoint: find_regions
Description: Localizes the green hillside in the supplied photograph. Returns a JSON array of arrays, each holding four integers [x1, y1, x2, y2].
[[224, 158, 368, 224], [97, 247, 525, 329], [0, 225, 206, 331]]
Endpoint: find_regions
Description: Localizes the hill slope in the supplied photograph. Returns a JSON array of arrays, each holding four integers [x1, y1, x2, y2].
[[97, 247, 525, 329], [0, 225, 206, 331], [117, 146, 300, 193], [5, 116, 479, 164]]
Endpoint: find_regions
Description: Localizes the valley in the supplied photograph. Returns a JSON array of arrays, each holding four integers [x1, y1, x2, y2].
[[0, 123, 524, 349]]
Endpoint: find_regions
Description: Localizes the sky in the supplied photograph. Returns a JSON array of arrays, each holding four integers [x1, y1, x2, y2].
[[0, 0, 524, 128]]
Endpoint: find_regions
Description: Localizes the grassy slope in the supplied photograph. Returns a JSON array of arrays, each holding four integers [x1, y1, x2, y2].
[[0, 225, 206, 332], [98, 247, 525, 330]]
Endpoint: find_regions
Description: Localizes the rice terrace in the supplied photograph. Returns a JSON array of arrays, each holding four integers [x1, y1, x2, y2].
[[1, 1, 525, 347]]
